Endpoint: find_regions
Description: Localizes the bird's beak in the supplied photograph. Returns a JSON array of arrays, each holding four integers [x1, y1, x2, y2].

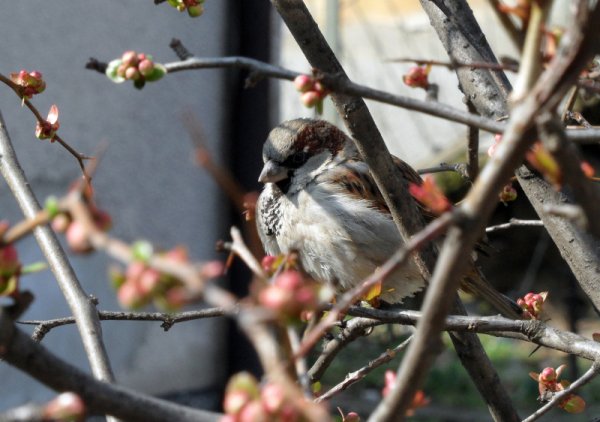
[[258, 160, 288, 184]]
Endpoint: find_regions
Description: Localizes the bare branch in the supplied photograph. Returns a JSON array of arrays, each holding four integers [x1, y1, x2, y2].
[[18, 308, 228, 342], [0, 310, 220, 422], [315, 335, 413, 403], [485, 219, 544, 233]]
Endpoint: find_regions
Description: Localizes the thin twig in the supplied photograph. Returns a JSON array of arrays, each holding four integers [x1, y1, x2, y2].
[[86, 53, 600, 142], [386, 57, 519, 72], [228, 227, 266, 280], [0, 73, 92, 177], [315, 335, 413, 403], [417, 163, 469, 178], [18, 308, 228, 342], [308, 317, 379, 383], [485, 219, 544, 233]]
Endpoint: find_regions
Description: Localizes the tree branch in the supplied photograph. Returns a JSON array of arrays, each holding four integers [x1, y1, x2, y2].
[[18, 308, 228, 342], [371, 1, 600, 420], [0, 309, 220, 422], [0, 112, 118, 406]]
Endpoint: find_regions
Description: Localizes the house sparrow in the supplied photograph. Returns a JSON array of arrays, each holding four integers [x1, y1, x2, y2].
[[256, 118, 520, 318]]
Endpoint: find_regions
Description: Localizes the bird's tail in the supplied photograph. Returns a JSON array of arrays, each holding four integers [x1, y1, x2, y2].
[[462, 269, 523, 319]]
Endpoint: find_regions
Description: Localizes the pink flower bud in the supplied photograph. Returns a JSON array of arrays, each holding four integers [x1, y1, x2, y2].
[[138, 267, 161, 295], [259, 285, 291, 312], [164, 246, 188, 263], [261, 255, 277, 272], [126, 261, 146, 282], [51, 214, 71, 233], [274, 271, 303, 290], [125, 67, 140, 81], [116, 63, 128, 78], [223, 390, 252, 415], [382, 370, 397, 397], [138, 59, 155, 76], [65, 221, 92, 253], [294, 286, 317, 308], [200, 261, 224, 279], [117, 280, 145, 309], [403, 65, 430, 89], [43, 392, 85, 422], [294, 75, 313, 93], [488, 134, 502, 157], [539, 367, 556, 383], [278, 404, 300, 422], [121, 51, 138, 67], [301, 91, 321, 108], [238, 400, 267, 422], [344, 412, 361, 422], [313, 81, 327, 97], [261, 383, 285, 414]]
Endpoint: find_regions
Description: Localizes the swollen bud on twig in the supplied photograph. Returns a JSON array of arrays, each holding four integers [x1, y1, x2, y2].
[[10, 69, 46, 100], [529, 364, 585, 414], [42, 392, 86, 422], [105, 51, 166, 89]]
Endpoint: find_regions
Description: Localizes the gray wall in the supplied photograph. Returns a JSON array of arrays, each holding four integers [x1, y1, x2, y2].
[[0, 1, 230, 409]]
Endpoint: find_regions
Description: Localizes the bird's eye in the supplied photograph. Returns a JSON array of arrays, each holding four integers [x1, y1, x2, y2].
[[292, 152, 307, 164], [284, 151, 309, 168]]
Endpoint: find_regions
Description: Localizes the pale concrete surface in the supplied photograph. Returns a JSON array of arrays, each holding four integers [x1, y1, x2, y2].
[[0, 1, 228, 410], [277, 0, 523, 167]]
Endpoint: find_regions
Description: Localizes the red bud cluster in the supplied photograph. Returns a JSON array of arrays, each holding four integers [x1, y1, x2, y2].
[[294, 74, 329, 114], [408, 174, 452, 215], [516, 291, 547, 320], [402, 65, 431, 89], [10, 70, 46, 100], [166, 0, 205, 17], [529, 365, 585, 414], [106, 51, 166, 89], [111, 246, 223, 311], [222, 372, 317, 422]]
